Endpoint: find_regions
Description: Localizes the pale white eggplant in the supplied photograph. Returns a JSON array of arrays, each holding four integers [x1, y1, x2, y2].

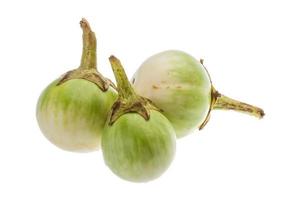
[[132, 50, 264, 137]]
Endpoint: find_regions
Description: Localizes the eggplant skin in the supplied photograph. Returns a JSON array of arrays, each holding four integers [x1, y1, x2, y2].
[[132, 50, 212, 137], [102, 110, 176, 182], [36, 79, 117, 152]]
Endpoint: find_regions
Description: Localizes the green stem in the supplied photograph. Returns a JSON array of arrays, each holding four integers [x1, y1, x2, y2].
[[109, 56, 137, 100], [213, 92, 265, 118], [79, 18, 97, 70]]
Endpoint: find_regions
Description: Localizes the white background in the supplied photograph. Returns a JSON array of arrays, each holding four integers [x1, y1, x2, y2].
[[0, 0, 287, 199]]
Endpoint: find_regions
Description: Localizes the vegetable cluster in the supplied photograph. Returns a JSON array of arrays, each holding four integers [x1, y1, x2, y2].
[[36, 19, 264, 182]]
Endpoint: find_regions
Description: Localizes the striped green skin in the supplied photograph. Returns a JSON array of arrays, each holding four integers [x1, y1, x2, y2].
[[102, 110, 176, 182], [36, 79, 117, 152], [132, 50, 211, 138]]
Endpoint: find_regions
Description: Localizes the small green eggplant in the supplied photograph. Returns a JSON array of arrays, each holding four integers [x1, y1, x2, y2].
[[36, 19, 117, 152], [102, 56, 176, 182]]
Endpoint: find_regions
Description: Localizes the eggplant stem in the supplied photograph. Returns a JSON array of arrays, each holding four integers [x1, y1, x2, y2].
[[56, 19, 114, 92], [109, 56, 137, 100], [79, 18, 97, 70], [213, 91, 265, 118], [108, 55, 161, 125]]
